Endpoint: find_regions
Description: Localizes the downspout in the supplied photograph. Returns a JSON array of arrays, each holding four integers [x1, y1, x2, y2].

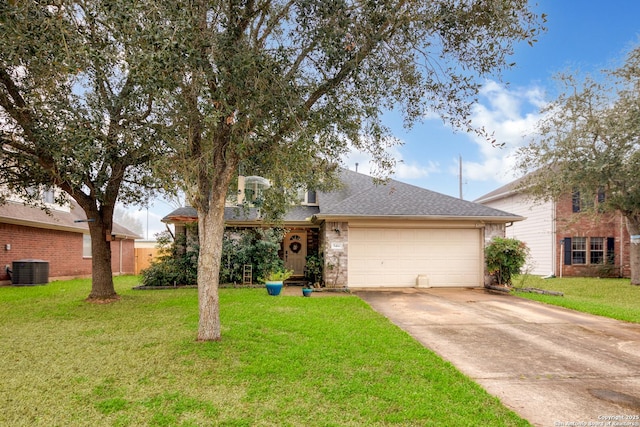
[[552, 199, 557, 276], [119, 240, 123, 275], [559, 240, 563, 278], [620, 212, 624, 277]]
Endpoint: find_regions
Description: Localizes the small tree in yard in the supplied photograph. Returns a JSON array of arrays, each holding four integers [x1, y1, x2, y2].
[[485, 237, 529, 286]]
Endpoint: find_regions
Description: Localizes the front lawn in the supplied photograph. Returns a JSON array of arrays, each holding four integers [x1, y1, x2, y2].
[[513, 275, 640, 323], [0, 276, 529, 426]]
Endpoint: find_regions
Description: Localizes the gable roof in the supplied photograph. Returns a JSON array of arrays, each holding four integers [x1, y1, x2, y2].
[[0, 200, 141, 239], [474, 176, 526, 205], [314, 169, 523, 221]]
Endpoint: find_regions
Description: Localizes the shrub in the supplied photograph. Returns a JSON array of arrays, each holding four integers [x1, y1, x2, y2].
[[141, 229, 199, 287], [485, 237, 529, 286], [304, 253, 323, 285], [143, 227, 319, 286]]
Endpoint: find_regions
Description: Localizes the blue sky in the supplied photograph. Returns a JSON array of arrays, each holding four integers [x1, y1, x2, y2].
[[131, 1, 640, 239], [347, 0, 640, 200]]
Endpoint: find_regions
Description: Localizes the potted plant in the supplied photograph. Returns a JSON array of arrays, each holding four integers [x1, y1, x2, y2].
[[261, 268, 293, 296], [302, 286, 313, 297]]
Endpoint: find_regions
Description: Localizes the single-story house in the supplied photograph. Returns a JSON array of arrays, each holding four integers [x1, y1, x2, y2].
[[163, 169, 523, 288], [0, 196, 140, 285], [475, 177, 630, 278]]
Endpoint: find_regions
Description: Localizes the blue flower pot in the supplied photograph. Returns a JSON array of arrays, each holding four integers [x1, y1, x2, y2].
[[265, 281, 283, 296], [302, 288, 312, 297]]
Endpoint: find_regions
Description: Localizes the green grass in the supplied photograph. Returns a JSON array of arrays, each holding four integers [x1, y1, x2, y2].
[[0, 276, 529, 426], [513, 275, 640, 323]]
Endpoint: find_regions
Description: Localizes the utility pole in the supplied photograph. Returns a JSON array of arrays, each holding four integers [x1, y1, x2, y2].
[[459, 155, 463, 200]]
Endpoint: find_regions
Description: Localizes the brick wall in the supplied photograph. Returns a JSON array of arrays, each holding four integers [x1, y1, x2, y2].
[[0, 223, 137, 283], [110, 239, 136, 275], [0, 223, 91, 282], [555, 194, 630, 278]]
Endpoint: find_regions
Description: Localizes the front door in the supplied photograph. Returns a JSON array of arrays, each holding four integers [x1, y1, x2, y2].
[[284, 231, 307, 276]]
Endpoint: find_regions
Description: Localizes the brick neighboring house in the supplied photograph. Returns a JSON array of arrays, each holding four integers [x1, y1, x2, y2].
[[476, 178, 630, 278], [163, 169, 523, 288], [0, 195, 140, 285]]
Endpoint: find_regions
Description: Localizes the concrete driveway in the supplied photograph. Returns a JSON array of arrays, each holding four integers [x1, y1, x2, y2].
[[354, 287, 640, 427]]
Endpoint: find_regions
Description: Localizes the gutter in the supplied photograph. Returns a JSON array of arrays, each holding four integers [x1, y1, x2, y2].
[[474, 189, 518, 204], [0, 217, 87, 234]]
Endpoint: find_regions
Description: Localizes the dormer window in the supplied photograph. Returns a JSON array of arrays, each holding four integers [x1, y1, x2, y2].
[[305, 190, 317, 205], [297, 189, 318, 206], [238, 175, 270, 206], [42, 189, 55, 204]]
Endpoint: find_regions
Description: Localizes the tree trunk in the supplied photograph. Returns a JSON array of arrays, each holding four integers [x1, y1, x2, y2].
[[87, 219, 118, 300], [625, 215, 640, 285], [196, 171, 234, 341]]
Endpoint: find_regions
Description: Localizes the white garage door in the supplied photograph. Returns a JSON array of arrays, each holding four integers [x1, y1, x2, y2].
[[348, 227, 481, 288]]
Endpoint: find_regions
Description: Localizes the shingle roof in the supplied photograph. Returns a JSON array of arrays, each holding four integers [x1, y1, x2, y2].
[[473, 176, 525, 204], [0, 200, 141, 239], [162, 168, 523, 224], [316, 169, 522, 220], [162, 205, 319, 224]]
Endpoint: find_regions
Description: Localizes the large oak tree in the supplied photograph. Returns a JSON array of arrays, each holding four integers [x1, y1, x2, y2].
[[0, 1, 172, 299], [517, 45, 640, 284], [157, 0, 545, 340]]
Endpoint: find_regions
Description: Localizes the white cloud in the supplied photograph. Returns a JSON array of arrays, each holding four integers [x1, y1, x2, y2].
[[117, 205, 168, 240], [343, 144, 441, 180], [459, 80, 546, 184]]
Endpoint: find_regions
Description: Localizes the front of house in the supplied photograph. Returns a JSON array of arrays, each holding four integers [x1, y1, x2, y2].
[[163, 169, 523, 288]]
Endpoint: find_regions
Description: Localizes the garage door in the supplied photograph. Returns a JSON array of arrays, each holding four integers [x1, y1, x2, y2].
[[348, 227, 481, 287]]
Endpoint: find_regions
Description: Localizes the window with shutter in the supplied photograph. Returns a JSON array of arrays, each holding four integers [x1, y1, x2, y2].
[[564, 237, 572, 265], [606, 237, 615, 264], [590, 237, 604, 264], [572, 237, 587, 264]]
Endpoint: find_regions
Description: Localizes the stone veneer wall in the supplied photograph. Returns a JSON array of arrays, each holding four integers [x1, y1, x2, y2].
[[321, 221, 349, 287], [484, 223, 505, 245]]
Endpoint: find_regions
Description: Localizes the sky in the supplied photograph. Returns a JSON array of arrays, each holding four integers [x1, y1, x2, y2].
[[127, 0, 640, 240]]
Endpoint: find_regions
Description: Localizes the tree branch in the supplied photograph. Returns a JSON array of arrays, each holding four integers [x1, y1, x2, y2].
[[0, 68, 36, 141]]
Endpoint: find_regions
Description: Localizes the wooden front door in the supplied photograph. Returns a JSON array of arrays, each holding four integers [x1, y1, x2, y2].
[[284, 231, 307, 276]]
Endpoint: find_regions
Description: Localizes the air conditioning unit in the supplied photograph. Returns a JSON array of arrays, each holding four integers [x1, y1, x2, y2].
[[12, 259, 49, 286]]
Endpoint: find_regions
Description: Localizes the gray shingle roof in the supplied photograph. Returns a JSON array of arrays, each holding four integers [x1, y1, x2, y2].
[[316, 169, 522, 219], [474, 176, 525, 204], [0, 200, 141, 239], [162, 205, 319, 223], [162, 169, 523, 224]]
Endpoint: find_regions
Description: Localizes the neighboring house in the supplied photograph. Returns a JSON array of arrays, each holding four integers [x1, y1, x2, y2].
[[475, 178, 630, 278], [0, 192, 140, 285], [163, 169, 523, 288]]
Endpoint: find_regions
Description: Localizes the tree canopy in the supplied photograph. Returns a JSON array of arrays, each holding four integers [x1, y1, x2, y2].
[[516, 45, 640, 284], [0, 1, 173, 298], [152, 0, 545, 340], [1, 1, 546, 333]]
